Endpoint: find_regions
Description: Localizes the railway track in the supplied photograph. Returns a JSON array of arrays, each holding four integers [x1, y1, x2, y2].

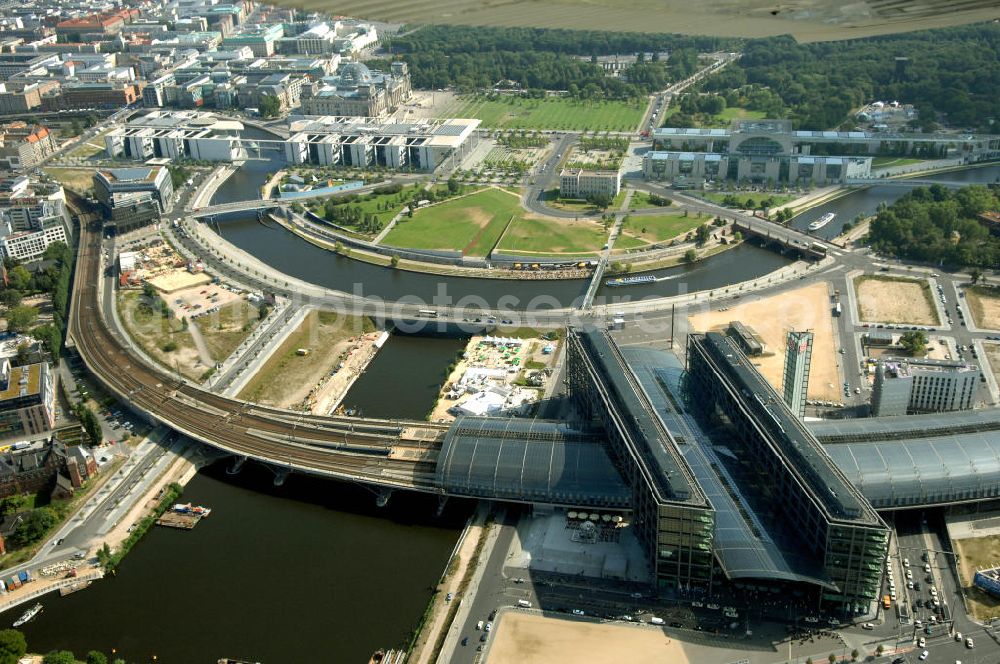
[[68, 219, 442, 492]]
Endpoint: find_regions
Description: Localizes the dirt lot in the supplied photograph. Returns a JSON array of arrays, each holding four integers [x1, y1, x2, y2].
[[953, 535, 1000, 621], [488, 611, 688, 664], [688, 282, 841, 401], [965, 286, 1000, 330], [982, 343, 1000, 389], [117, 291, 204, 381], [237, 310, 374, 410], [855, 275, 939, 325], [394, 90, 464, 120]]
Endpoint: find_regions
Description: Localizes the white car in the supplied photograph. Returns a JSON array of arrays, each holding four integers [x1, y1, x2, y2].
[[861, 622, 875, 630], [918, 650, 929, 661]]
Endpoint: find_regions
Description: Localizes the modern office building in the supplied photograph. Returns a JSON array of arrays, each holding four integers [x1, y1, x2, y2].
[[93, 166, 174, 214], [283, 116, 479, 171], [643, 119, 1000, 186], [559, 168, 622, 200], [104, 110, 245, 162], [686, 332, 888, 614], [782, 330, 813, 418], [567, 328, 716, 595], [222, 24, 284, 57], [0, 176, 70, 262], [871, 357, 979, 416], [0, 359, 55, 439], [299, 61, 410, 118]]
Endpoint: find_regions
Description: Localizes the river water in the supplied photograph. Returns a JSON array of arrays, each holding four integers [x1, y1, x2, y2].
[[343, 332, 469, 419], [792, 163, 1000, 240], [20, 464, 467, 662]]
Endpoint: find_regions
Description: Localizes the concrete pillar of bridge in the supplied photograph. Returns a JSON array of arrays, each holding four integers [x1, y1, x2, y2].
[[435, 495, 448, 517], [376, 487, 393, 508], [227, 455, 247, 475], [272, 468, 290, 487]]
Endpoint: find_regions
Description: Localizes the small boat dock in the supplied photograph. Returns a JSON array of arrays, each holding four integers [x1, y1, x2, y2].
[[156, 503, 212, 530]]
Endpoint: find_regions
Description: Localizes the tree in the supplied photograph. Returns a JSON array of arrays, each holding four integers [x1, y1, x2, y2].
[[33, 324, 62, 363], [5, 305, 38, 334], [0, 289, 21, 308], [7, 265, 30, 292], [683, 249, 698, 263], [86, 651, 109, 664], [14, 343, 29, 365], [258, 94, 282, 119], [446, 177, 460, 194], [875, 644, 885, 657], [828, 654, 836, 664], [69, 118, 83, 137], [970, 267, 983, 285], [0, 629, 26, 664], [899, 330, 928, 357], [11, 507, 58, 547], [42, 651, 77, 664], [695, 224, 712, 247], [79, 405, 102, 446], [390, 255, 400, 268], [851, 648, 859, 661], [0, 494, 26, 516]]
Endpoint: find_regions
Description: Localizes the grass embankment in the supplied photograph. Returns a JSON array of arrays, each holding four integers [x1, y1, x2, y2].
[[628, 191, 672, 211], [98, 483, 183, 572], [619, 213, 705, 244], [872, 157, 928, 169], [383, 188, 520, 256], [697, 191, 797, 209], [453, 95, 645, 132], [237, 310, 374, 407]]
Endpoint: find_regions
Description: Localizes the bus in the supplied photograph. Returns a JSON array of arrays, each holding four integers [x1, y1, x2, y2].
[[417, 309, 438, 318], [882, 594, 891, 610]]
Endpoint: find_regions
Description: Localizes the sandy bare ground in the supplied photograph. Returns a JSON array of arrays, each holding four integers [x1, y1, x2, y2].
[[983, 343, 1000, 389], [855, 276, 938, 325], [688, 282, 841, 401], [965, 286, 1000, 331], [238, 311, 372, 410], [310, 332, 381, 415], [488, 612, 689, 664], [953, 535, 1000, 621]]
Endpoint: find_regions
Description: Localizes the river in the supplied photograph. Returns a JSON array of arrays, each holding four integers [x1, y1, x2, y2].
[[792, 163, 1000, 240], [19, 464, 467, 662]]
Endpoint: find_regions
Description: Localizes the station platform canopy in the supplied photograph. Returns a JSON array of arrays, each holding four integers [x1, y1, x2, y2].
[[436, 417, 630, 508]]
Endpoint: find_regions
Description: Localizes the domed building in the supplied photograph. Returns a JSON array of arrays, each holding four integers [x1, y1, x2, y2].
[[300, 60, 410, 118]]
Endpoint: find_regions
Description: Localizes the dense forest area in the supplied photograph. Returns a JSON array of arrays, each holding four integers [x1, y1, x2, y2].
[[389, 23, 1000, 130], [867, 185, 1000, 268], [700, 25, 1000, 130], [388, 26, 727, 99]]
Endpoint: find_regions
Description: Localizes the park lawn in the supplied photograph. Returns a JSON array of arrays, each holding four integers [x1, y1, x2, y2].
[[628, 191, 673, 211], [613, 234, 649, 251], [716, 107, 767, 122], [497, 217, 609, 255], [197, 300, 264, 362], [381, 187, 519, 256], [66, 129, 111, 159], [453, 95, 645, 132], [872, 157, 927, 169], [621, 213, 705, 244]]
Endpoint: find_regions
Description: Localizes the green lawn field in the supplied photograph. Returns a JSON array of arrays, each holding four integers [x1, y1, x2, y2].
[[454, 95, 645, 131], [871, 157, 927, 169], [497, 217, 609, 255], [698, 191, 796, 209], [628, 191, 673, 211], [620, 213, 705, 244], [381, 187, 520, 256]]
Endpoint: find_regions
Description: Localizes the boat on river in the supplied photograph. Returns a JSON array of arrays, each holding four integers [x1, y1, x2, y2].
[[808, 212, 836, 231], [13, 603, 41, 627], [605, 275, 657, 287]]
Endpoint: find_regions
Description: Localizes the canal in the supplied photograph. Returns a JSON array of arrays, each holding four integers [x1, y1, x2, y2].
[[342, 332, 469, 420], [20, 463, 467, 663]]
